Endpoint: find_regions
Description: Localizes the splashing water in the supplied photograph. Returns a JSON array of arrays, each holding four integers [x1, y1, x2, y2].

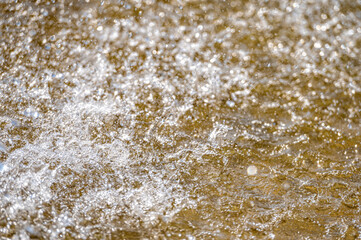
[[1, 0, 361, 239]]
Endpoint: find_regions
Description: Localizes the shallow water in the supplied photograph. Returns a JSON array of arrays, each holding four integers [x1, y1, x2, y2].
[[0, 0, 361, 239]]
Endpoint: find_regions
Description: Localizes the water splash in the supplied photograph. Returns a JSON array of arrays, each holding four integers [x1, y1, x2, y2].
[[0, 0, 360, 239]]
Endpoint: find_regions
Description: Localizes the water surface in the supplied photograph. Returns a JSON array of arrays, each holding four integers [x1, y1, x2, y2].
[[0, 0, 361, 239]]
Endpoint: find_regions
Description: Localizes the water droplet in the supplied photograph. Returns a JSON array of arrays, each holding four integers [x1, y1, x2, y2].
[[282, 182, 291, 190], [25, 225, 40, 238], [0, 142, 7, 153], [45, 43, 51, 50], [24, 107, 40, 118], [226, 100, 235, 108], [247, 165, 258, 176], [29, 30, 37, 36], [11, 119, 20, 127], [0, 162, 8, 172]]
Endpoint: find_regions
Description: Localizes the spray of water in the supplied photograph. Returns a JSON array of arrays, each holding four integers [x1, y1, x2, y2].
[[1, 0, 360, 239]]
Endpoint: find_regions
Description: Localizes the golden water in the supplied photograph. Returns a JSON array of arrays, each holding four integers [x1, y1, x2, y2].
[[0, 0, 360, 239]]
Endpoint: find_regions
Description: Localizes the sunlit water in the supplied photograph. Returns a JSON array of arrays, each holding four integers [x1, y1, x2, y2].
[[0, 0, 360, 239]]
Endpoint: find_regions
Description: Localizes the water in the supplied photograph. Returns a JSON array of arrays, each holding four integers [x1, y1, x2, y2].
[[0, 0, 360, 239]]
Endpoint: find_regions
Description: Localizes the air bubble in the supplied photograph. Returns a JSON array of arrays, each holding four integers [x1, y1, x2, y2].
[[247, 165, 258, 176]]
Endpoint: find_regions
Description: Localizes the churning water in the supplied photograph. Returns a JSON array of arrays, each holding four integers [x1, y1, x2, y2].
[[0, 0, 361, 239]]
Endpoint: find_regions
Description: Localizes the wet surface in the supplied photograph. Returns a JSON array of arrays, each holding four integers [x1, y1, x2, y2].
[[0, 0, 361, 239]]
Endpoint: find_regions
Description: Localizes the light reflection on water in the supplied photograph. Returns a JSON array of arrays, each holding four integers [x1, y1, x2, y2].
[[0, 0, 361, 239]]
